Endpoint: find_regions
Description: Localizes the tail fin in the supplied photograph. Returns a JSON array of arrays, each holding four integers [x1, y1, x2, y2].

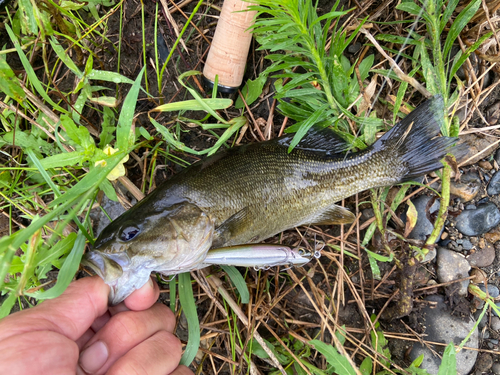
[[376, 95, 460, 182]]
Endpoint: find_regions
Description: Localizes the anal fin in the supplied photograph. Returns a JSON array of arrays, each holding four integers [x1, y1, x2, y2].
[[309, 204, 355, 225]]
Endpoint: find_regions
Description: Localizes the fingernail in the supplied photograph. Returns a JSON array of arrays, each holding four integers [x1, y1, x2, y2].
[[79, 341, 108, 374], [148, 277, 154, 288]]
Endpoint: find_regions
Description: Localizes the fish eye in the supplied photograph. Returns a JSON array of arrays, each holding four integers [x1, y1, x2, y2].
[[119, 226, 140, 241]]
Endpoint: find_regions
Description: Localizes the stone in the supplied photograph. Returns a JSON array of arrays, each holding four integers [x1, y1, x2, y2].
[[492, 316, 500, 331], [457, 134, 500, 166], [488, 170, 500, 195], [347, 42, 362, 54], [495, 303, 500, 317], [467, 243, 496, 268], [436, 247, 471, 295], [450, 172, 481, 202], [485, 229, 500, 243], [479, 160, 493, 170], [475, 354, 493, 373], [455, 203, 500, 236], [478, 284, 499, 298], [474, 309, 488, 328], [407, 195, 442, 242], [91, 196, 127, 237], [409, 295, 478, 375], [492, 362, 500, 375], [450, 179, 480, 202], [462, 239, 473, 250]]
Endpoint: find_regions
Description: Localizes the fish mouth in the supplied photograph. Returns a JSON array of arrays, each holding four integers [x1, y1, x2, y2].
[[82, 251, 147, 306]]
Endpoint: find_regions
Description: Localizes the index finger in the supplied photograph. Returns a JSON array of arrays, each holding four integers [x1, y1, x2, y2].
[[0, 276, 109, 342]]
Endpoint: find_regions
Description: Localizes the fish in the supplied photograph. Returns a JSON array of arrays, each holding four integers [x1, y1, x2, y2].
[[83, 95, 459, 304]]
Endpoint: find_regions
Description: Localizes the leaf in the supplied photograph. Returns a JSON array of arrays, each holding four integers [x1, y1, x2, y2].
[[99, 179, 118, 202], [116, 66, 145, 151], [443, 0, 481, 58], [310, 340, 357, 375], [50, 37, 82, 77], [221, 265, 249, 304], [25, 231, 86, 299], [49, 151, 126, 207], [152, 98, 232, 113], [404, 200, 418, 237], [287, 104, 329, 152], [178, 272, 200, 367], [235, 73, 268, 109], [39, 151, 87, 169], [437, 343, 456, 375], [60, 114, 81, 145], [365, 248, 393, 263], [87, 70, 135, 84], [33, 233, 77, 269], [0, 59, 24, 102], [99, 107, 117, 147], [17, 0, 38, 34], [359, 357, 373, 375]]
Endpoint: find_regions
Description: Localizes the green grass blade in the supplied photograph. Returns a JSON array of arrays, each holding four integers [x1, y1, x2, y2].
[[310, 340, 356, 375], [0, 293, 18, 318], [26, 149, 61, 198], [49, 37, 82, 77], [221, 265, 249, 304], [437, 343, 457, 375], [443, 0, 481, 58], [5, 24, 66, 113], [87, 70, 135, 84], [153, 99, 232, 113], [25, 231, 86, 299], [178, 272, 200, 367], [116, 66, 145, 152]]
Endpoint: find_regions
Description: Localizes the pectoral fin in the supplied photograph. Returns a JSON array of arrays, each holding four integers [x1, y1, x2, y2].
[[212, 206, 253, 248], [309, 204, 355, 225]]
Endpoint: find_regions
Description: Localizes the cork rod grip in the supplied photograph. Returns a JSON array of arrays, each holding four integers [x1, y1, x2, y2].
[[203, 0, 257, 91]]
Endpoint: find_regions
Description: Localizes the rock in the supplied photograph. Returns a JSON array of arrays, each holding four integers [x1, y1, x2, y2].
[[496, 148, 500, 165], [91, 196, 127, 237], [455, 203, 500, 236], [457, 134, 500, 166], [474, 309, 488, 328], [450, 180, 480, 202], [462, 239, 473, 250], [475, 354, 493, 373], [409, 295, 478, 375], [479, 160, 493, 170], [485, 229, 500, 243], [478, 237, 486, 248], [496, 303, 500, 317], [478, 284, 500, 298], [492, 316, 500, 331], [407, 195, 442, 242], [347, 42, 362, 54], [467, 243, 496, 267], [492, 362, 500, 375], [488, 339, 499, 349], [488, 170, 500, 195], [436, 247, 471, 295]]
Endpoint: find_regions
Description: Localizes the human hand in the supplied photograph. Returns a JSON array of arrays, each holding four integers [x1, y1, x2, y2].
[[0, 276, 193, 375]]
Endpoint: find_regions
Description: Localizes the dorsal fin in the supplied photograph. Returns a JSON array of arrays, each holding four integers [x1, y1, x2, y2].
[[276, 126, 350, 155]]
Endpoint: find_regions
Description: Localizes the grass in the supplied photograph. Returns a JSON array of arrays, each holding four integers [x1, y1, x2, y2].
[[1, 0, 498, 373]]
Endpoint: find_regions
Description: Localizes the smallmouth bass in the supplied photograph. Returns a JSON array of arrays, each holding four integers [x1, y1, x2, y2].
[[83, 95, 458, 304]]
